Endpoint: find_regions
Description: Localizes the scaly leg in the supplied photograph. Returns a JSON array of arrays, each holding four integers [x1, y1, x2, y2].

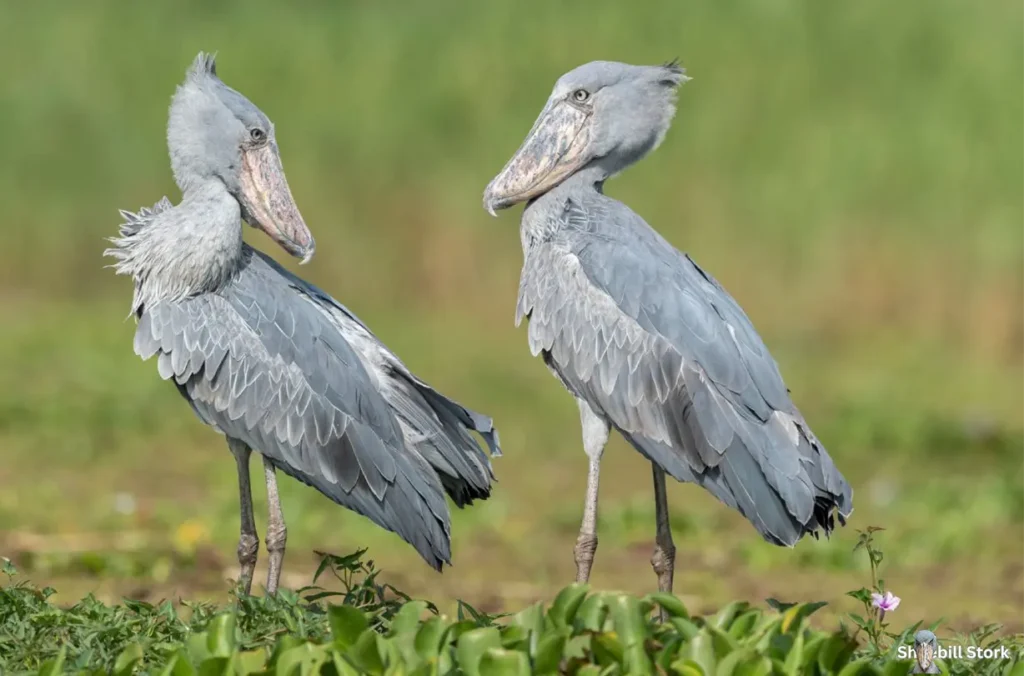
[[228, 438, 259, 595], [575, 399, 610, 584], [650, 464, 676, 620], [262, 455, 288, 594]]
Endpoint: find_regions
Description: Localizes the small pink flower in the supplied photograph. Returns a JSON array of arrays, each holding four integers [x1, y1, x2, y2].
[[871, 591, 900, 613]]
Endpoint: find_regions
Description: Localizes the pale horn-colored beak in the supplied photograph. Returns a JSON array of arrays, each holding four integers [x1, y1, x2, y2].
[[238, 140, 316, 264], [483, 100, 593, 215]]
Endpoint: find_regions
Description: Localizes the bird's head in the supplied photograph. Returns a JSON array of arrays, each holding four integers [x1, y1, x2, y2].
[[167, 52, 315, 262], [483, 59, 689, 215]]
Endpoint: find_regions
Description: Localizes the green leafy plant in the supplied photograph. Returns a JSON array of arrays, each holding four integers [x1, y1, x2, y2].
[[3, 549, 1022, 675]]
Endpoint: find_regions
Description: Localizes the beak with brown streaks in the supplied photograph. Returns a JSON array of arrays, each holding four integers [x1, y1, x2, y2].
[[483, 100, 593, 216], [238, 140, 316, 263]]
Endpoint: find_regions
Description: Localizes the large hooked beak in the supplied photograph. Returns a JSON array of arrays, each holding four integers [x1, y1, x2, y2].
[[483, 100, 593, 215], [238, 141, 316, 263]]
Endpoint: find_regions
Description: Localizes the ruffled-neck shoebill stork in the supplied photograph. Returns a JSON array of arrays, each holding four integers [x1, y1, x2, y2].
[[106, 53, 501, 595], [483, 61, 852, 597]]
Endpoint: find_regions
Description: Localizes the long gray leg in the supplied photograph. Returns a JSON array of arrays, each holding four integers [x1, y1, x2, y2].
[[227, 438, 258, 595], [575, 399, 610, 584], [650, 464, 676, 618], [262, 455, 288, 595]]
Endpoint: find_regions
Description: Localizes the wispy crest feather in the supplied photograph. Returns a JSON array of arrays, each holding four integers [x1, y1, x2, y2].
[[659, 58, 692, 86], [187, 51, 219, 81]]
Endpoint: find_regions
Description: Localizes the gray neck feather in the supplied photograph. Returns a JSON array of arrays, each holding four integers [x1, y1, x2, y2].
[[522, 164, 608, 242], [105, 179, 244, 314]]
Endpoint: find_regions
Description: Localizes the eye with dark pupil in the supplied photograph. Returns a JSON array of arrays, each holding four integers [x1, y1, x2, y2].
[[249, 128, 265, 142], [573, 89, 589, 102]]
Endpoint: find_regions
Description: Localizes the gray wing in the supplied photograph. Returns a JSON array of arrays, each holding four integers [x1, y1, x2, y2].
[[133, 248, 452, 569], [518, 197, 852, 546], [261, 255, 501, 507]]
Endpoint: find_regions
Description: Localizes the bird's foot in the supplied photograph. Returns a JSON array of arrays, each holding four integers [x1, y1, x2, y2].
[[574, 532, 598, 584], [236, 532, 259, 596]]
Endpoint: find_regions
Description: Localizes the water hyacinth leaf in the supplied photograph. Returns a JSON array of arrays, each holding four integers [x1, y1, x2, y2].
[[206, 613, 237, 657], [646, 592, 689, 619], [331, 653, 363, 676], [623, 643, 654, 674], [349, 629, 386, 674], [533, 631, 568, 673], [726, 610, 760, 639], [512, 601, 545, 636], [268, 635, 304, 669], [669, 658, 706, 676], [712, 648, 752, 676], [438, 644, 456, 674], [686, 630, 717, 671], [388, 600, 428, 637], [574, 593, 608, 632], [1005, 663, 1024, 676], [670, 616, 701, 641], [156, 650, 197, 676], [706, 626, 738, 658], [782, 629, 804, 673], [498, 623, 529, 649], [879, 660, 911, 676], [448, 619, 483, 646], [457, 627, 503, 676], [608, 594, 646, 648], [113, 642, 144, 676], [591, 631, 624, 664], [188, 633, 212, 662], [329, 605, 369, 649], [236, 649, 269, 675], [655, 635, 683, 671], [548, 584, 589, 628], [737, 656, 774, 676], [799, 634, 827, 665], [413, 616, 449, 659], [767, 631, 796, 662], [817, 634, 856, 671], [835, 657, 876, 676], [712, 601, 747, 631], [781, 602, 827, 633], [275, 643, 326, 676], [197, 656, 232, 676], [478, 648, 531, 676], [36, 647, 66, 676]]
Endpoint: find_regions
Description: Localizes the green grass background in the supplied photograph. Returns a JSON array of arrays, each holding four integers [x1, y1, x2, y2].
[[0, 0, 1020, 634]]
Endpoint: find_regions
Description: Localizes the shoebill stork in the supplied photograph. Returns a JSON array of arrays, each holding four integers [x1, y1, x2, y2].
[[483, 61, 852, 598], [106, 53, 501, 595]]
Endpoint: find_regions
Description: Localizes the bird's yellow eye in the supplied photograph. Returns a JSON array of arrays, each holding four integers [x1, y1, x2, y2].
[[572, 89, 590, 103]]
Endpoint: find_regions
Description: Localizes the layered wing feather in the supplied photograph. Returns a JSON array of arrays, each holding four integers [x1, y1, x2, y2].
[[517, 195, 852, 545], [131, 238, 453, 568], [260, 255, 501, 507]]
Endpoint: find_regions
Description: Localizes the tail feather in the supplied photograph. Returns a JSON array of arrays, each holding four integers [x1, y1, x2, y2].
[[386, 371, 500, 507], [622, 416, 851, 547]]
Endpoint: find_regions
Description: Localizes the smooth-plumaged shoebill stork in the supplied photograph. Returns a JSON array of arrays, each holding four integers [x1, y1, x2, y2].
[[482, 60, 851, 600], [106, 53, 501, 595]]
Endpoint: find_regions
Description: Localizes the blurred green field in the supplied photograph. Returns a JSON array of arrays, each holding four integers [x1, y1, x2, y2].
[[0, 0, 1021, 637]]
